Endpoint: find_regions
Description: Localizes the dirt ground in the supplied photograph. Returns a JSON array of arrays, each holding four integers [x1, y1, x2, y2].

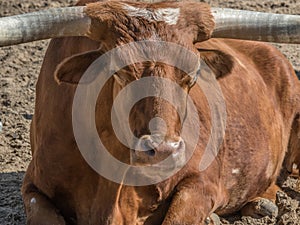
[[0, 0, 299, 224]]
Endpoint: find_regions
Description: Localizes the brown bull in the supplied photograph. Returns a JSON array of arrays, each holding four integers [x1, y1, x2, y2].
[[0, 0, 300, 224]]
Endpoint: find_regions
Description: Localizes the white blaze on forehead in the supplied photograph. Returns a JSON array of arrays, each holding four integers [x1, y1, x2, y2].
[[154, 8, 180, 25], [123, 4, 180, 25]]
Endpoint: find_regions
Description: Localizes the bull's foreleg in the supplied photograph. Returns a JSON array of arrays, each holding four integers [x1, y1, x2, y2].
[[241, 183, 280, 218], [162, 180, 223, 225], [22, 170, 66, 225]]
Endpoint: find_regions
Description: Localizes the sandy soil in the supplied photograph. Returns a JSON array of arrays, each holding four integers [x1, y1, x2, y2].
[[0, 0, 299, 224]]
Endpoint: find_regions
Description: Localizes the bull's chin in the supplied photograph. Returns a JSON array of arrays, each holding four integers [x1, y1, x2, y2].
[[129, 150, 186, 172]]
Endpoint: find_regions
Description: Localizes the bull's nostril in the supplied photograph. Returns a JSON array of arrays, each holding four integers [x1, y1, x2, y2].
[[145, 149, 156, 156], [138, 137, 157, 157], [178, 140, 184, 149], [168, 139, 184, 150], [170, 142, 179, 148]]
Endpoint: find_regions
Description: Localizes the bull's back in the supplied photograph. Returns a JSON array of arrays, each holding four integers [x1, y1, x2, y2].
[[196, 39, 299, 213]]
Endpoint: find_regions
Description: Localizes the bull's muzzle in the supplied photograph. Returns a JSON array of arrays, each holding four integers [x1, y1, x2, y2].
[[131, 134, 186, 167]]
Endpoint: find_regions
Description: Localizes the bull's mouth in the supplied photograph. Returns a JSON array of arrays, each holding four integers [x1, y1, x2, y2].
[[128, 151, 186, 181], [130, 147, 186, 170]]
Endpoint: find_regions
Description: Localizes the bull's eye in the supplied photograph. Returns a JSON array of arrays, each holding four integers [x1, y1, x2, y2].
[[180, 75, 196, 89], [187, 67, 201, 88], [188, 76, 197, 88], [180, 75, 191, 86]]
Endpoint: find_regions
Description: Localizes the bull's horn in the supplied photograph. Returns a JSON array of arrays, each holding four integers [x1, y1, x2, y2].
[[212, 8, 300, 44], [0, 7, 90, 47], [0, 6, 299, 46]]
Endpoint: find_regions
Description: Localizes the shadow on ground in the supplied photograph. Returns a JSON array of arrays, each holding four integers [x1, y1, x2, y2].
[[296, 70, 300, 80], [0, 172, 25, 225]]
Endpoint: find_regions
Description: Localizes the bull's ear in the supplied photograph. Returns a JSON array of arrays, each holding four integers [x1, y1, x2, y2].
[[55, 50, 103, 84], [198, 49, 234, 79]]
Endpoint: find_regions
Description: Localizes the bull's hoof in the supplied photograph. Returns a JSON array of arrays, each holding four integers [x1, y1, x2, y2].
[[241, 198, 278, 218], [205, 213, 221, 225]]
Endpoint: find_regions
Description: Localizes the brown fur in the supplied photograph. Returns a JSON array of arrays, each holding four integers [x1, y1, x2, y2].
[[22, 0, 300, 224]]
